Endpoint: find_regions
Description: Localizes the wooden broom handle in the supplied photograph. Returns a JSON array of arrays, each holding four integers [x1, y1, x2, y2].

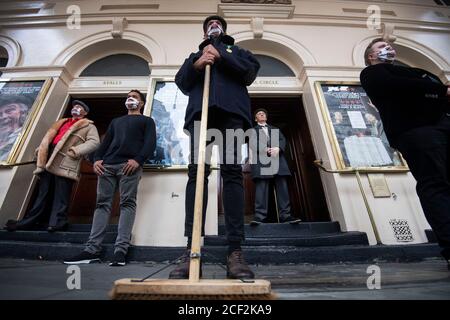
[[189, 64, 211, 282]]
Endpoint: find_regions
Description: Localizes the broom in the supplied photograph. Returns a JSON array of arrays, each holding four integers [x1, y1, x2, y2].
[[110, 64, 274, 300]]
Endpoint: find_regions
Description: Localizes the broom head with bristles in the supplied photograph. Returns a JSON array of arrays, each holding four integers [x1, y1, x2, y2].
[[110, 278, 276, 300]]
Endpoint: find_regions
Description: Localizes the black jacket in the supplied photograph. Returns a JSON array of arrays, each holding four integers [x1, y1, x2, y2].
[[175, 35, 260, 130], [249, 124, 291, 179], [360, 63, 448, 148]]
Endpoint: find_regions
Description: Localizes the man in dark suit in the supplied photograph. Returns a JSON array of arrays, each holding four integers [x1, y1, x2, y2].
[[360, 37, 450, 269], [169, 15, 260, 279], [249, 108, 301, 225]]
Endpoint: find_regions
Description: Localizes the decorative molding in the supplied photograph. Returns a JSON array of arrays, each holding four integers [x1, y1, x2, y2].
[[0, 65, 73, 86], [248, 76, 302, 95], [221, 0, 291, 3], [218, 3, 295, 19], [299, 65, 363, 85], [0, 13, 448, 33], [69, 76, 149, 92], [381, 23, 397, 42], [111, 17, 128, 38], [251, 17, 264, 38], [232, 30, 317, 67], [51, 30, 166, 74], [100, 4, 159, 11], [0, 36, 21, 67]]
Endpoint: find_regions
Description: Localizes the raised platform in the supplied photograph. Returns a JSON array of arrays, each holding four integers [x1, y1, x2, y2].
[[0, 222, 441, 264]]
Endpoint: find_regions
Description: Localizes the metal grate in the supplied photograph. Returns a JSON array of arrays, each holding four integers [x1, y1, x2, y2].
[[389, 219, 414, 242]]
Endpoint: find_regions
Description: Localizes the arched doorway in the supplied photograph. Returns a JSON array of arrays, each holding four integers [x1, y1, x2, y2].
[[217, 49, 330, 223], [0, 47, 8, 76], [24, 36, 154, 225], [0, 47, 8, 68], [65, 52, 151, 223]]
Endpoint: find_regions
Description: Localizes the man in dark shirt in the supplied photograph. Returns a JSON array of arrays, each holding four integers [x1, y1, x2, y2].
[[169, 15, 260, 280], [360, 38, 450, 268], [64, 90, 156, 266]]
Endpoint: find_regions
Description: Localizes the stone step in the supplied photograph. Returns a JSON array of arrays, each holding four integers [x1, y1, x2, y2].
[[0, 240, 441, 265], [205, 231, 369, 247], [0, 230, 117, 244], [219, 221, 341, 237], [68, 224, 117, 233]]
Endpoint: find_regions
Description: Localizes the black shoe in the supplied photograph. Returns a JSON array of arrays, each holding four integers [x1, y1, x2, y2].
[[4, 220, 18, 232], [47, 223, 69, 233], [279, 216, 301, 224], [250, 219, 262, 226], [250, 217, 266, 226], [109, 251, 126, 267], [64, 251, 101, 265]]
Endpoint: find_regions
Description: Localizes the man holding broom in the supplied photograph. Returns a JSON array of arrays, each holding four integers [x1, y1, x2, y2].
[[170, 15, 260, 279]]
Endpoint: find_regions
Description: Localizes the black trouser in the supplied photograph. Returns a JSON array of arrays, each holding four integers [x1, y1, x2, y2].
[[185, 108, 245, 243], [395, 114, 450, 259], [18, 144, 74, 229], [18, 170, 74, 228], [254, 176, 291, 221]]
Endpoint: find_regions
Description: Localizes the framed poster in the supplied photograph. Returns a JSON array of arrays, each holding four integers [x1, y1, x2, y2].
[[315, 81, 408, 171], [0, 78, 53, 165], [144, 79, 190, 169]]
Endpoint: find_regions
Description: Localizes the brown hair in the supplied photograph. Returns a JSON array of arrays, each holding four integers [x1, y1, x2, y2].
[[364, 37, 386, 66]]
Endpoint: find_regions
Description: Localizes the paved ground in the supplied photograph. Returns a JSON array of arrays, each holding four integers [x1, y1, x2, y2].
[[0, 258, 449, 300]]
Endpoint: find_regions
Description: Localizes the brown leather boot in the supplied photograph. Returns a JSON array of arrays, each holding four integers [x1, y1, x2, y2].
[[168, 249, 202, 279], [227, 250, 255, 279]]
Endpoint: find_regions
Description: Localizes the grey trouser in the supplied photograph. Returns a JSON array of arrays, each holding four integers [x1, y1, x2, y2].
[[85, 163, 142, 255]]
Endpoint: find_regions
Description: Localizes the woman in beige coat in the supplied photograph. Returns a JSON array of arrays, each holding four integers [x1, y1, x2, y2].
[[5, 100, 100, 232]]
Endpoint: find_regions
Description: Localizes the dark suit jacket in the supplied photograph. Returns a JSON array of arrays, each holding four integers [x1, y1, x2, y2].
[[249, 124, 291, 179], [175, 34, 260, 130], [360, 63, 448, 148]]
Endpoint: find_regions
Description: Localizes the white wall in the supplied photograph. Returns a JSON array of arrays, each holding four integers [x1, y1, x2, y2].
[[0, 0, 448, 246]]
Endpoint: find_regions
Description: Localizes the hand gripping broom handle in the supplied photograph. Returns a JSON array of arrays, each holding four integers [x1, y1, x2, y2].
[[189, 64, 211, 282]]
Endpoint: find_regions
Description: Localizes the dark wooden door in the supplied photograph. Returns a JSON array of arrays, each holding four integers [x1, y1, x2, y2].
[[241, 96, 330, 222], [66, 97, 128, 224]]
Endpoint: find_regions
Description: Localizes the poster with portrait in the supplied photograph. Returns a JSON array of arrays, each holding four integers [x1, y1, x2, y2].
[[0, 79, 52, 165], [315, 82, 408, 170], [144, 80, 190, 168]]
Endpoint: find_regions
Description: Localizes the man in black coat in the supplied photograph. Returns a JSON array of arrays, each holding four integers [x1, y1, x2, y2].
[[360, 37, 450, 269], [249, 108, 301, 225], [170, 15, 260, 279]]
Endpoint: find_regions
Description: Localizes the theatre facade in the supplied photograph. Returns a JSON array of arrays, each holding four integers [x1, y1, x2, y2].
[[0, 0, 449, 250]]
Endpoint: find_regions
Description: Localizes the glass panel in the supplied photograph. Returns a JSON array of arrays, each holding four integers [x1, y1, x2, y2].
[[145, 81, 190, 168], [254, 54, 295, 77], [80, 54, 150, 76]]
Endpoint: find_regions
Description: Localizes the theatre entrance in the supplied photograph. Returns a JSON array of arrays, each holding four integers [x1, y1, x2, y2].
[[66, 96, 128, 224], [218, 96, 330, 224]]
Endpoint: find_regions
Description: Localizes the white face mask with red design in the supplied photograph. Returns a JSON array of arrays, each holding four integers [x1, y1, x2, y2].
[[71, 106, 83, 118], [377, 46, 396, 63], [207, 24, 223, 38], [125, 97, 140, 110]]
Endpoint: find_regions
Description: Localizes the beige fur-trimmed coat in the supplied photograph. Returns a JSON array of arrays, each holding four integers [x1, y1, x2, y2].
[[34, 118, 100, 181]]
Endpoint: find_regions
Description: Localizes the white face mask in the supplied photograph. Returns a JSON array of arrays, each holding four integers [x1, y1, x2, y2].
[[377, 46, 396, 63], [71, 107, 82, 117], [125, 97, 140, 110], [207, 24, 223, 38]]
